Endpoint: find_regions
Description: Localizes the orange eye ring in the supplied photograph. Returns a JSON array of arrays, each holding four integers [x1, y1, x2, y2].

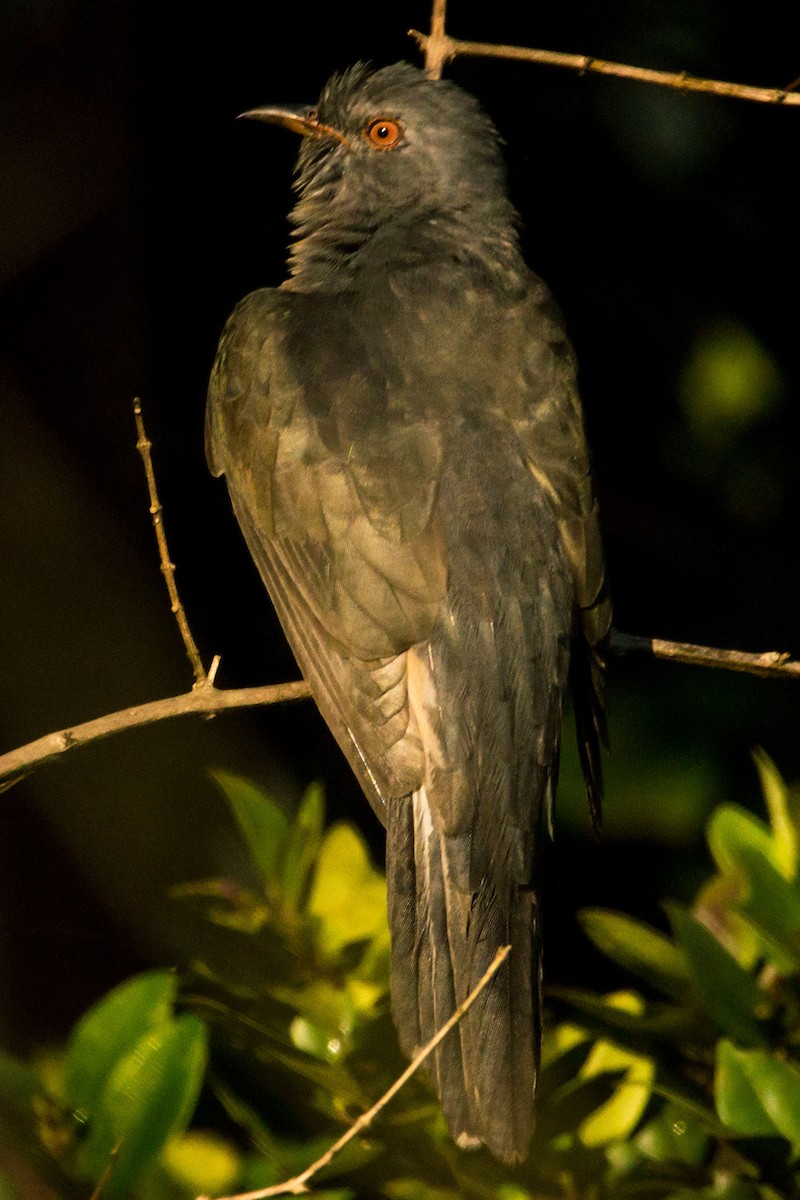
[[364, 118, 403, 149]]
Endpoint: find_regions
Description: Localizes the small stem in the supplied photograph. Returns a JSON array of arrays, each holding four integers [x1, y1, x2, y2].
[[408, 29, 800, 107], [610, 631, 800, 679], [133, 398, 208, 686], [199, 945, 511, 1200]]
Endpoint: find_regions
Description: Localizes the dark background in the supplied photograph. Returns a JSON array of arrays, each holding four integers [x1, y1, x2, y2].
[[0, 0, 797, 1059]]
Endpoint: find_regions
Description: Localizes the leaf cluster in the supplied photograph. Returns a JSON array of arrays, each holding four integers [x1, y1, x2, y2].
[[2, 754, 800, 1199]]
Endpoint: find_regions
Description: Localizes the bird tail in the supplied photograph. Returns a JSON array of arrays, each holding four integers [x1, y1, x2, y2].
[[386, 785, 539, 1164]]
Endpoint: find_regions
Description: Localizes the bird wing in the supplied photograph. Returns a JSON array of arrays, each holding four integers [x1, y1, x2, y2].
[[508, 273, 611, 824], [206, 286, 448, 819]]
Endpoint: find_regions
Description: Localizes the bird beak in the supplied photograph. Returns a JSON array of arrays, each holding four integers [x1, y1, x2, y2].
[[238, 105, 347, 144]]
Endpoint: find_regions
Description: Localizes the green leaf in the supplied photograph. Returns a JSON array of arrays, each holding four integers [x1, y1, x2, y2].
[[754, 749, 799, 881], [707, 805, 800, 967], [576, 994, 655, 1146], [667, 905, 765, 1046], [551, 986, 702, 1049], [743, 1054, 800, 1155], [80, 1014, 207, 1198], [212, 771, 289, 888], [282, 781, 325, 911], [308, 822, 387, 956], [64, 971, 176, 1118], [162, 1131, 239, 1195], [693, 874, 795, 974], [579, 909, 690, 999], [635, 1101, 710, 1166], [709, 805, 782, 877], [714, 1040, 800, 1153]]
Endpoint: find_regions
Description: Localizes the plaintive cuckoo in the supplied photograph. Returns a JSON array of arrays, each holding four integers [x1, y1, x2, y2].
[[206, 62, 610, 1163]]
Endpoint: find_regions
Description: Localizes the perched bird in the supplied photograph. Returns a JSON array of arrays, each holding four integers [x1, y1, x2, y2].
[[206, 62, 609, 1163]]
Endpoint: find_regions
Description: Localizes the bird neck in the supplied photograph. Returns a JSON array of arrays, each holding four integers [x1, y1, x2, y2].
[[284, 201, 526, 295]]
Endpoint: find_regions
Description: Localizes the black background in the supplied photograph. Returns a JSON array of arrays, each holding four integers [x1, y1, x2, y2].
[[1, 0, 798, 1057]]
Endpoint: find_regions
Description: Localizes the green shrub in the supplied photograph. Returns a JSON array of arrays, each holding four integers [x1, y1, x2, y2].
[[2, 752, 799, 1199]]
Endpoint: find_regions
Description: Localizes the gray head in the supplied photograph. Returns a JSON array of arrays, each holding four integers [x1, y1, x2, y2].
[[243, 62, 523, 290]]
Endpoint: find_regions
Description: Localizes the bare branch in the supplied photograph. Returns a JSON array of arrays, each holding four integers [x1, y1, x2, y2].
[[134, 397, 209, 686], [610, 631, 800, 679], [409, 28, 800, 108], [2, 632, 797, 791], [198, 944, 511, 1200], [422, 0, 448, 79], [0, 680, 312, 790]]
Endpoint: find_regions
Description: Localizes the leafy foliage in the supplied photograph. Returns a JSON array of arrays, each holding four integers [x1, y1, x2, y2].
[[2, 756, 800, 1198]]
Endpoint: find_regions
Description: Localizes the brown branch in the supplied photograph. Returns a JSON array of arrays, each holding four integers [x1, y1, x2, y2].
[[422, 0, 448, 79], [610, 631, 800, 679], [0, 680, 312, 790], [1, 633, 798, 791], [409, 27, 800, 108], [134, 397, 209, 686], [198, 944, 511, 1200]]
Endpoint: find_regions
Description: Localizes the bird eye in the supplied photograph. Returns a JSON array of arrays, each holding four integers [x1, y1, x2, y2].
[[364, 118, 403, 149]]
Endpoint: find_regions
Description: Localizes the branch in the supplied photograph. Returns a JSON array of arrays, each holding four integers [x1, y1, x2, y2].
[[198, 944, 511, 1200], [410, 25, 800, 107], [134, 398, 209, 686], [610, 631, 800, 680], [0, 680, 312, 790], [422, 0, 448, 79], [2, 633, 798, 790]]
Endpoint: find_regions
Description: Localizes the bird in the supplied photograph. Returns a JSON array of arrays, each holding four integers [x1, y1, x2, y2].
[[206, 61, 609, 1164]]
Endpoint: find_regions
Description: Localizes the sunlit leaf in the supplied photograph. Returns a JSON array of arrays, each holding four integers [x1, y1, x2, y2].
[[579, 909, 690, 998], [162, 1131, 239, 1194], [754, 750, 799, 881], [695, 874, 798, 981], [707, 806, 800, 968], [212, 770, 289, 888], [577, 993, 654, 1146], [64, 971, 176, 1119], [708, 805, 783, 879], [276, 981, 357, 1061], [384, 1183, 461, 1200], [551, 986, 700, 1048], [308, 822, 387, 955], [169, 877, 270, 933], [667, 905, 765, 1046], [282, 781, 325, 912], [80, 1014, 207, 1198]]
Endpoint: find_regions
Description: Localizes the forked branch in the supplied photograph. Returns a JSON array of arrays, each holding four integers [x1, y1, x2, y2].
[[411, 0, 800, 105]]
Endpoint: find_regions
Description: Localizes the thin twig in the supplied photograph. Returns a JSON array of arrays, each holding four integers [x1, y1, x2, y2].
[[198, 945, 511, 1200], [88, 1141, 122, 1200], [610, 631, 800, 679], [0, 680, 312, 790], [134, 398, 209, 686], [409, 28, 800, 107]]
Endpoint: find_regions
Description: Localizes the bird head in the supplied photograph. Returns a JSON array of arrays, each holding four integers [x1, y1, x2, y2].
[[241, 62, 522, 289]]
